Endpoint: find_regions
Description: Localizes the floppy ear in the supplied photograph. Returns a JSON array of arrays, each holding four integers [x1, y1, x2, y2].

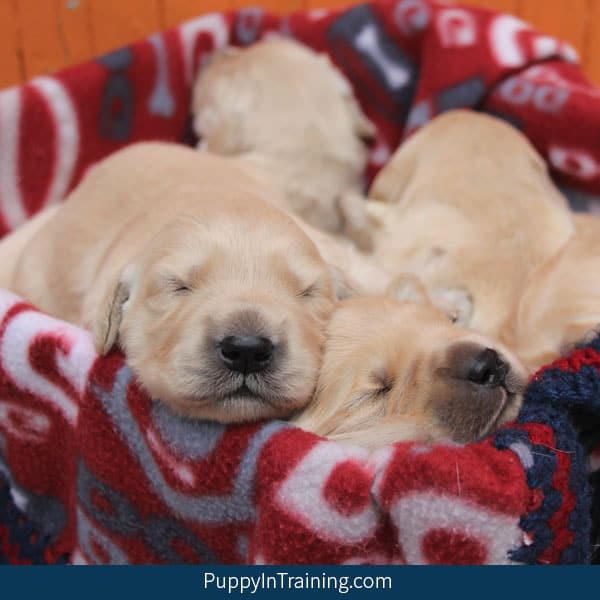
[[386, 273, 432, 306], [93, 269, 135, 356]]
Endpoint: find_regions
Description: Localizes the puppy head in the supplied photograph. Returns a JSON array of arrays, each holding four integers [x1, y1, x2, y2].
[[293, 284, 527, 448], [95, 212, 335, 423]]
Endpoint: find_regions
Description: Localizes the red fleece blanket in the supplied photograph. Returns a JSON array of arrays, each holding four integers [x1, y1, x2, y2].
[[0, 0, 598, 564]]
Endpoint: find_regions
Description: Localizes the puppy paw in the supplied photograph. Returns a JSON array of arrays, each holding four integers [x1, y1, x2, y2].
[[386, 273, 432, 306], [431, 287, 474, 326]]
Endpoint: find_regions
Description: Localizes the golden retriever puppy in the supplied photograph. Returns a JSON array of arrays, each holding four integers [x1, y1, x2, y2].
[[0, 142, 339, 423], [293, 276, 527, 448], [353, 110, 574, 339], [191, 36, 375, 234], [507, 213, 600, 371]]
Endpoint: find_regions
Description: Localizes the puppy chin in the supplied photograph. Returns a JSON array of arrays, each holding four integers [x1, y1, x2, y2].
[[144, 367, 316, 423], [443, 389, 523, 444], [490, 392, 523, 431], [159, 392, 307, 423]]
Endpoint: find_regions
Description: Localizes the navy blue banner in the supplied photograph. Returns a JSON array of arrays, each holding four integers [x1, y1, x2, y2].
[[1, 566, 597, 600]]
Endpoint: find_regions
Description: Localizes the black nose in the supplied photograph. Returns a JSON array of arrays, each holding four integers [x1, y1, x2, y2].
[[467, 348, 508, 387], [219, 335, 274, 374]]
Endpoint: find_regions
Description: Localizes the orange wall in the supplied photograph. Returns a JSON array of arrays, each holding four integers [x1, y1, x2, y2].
[[1, 0, 599, 89]]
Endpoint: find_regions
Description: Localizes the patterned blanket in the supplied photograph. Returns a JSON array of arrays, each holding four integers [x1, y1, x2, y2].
[[1, 0, 600, 564]]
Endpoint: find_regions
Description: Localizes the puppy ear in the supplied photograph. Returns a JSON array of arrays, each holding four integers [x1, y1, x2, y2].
[[386, 273, 432, 306], [430, 287, 474, 326], [93, 268, 135, 355]]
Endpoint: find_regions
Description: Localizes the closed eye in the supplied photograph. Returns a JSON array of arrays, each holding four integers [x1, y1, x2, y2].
[[163, 276, 191, 294], [347, 389, 388, 418], [298, 283, 319, 298], [371, 370, 393, 396], [347, 373, 394, 411]]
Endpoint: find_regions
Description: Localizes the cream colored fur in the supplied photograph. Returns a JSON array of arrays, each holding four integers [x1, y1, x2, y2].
[[507, 213, 600, 370], [0, 142, 347, 423], [293, 276, 527, 449], [352, 110, 575, 340], [191, 36, 375, 234]]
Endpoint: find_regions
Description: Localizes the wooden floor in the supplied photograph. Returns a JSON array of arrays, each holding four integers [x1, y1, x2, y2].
[[1, 0, 599, 89]]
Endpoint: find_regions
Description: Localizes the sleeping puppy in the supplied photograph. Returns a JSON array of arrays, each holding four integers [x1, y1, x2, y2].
[[293, 275, 527, 448], [352, 110, 574, 339], [0, 142, 338, 423], [508, 213, 600, 371], [191, 36, 375, 234]]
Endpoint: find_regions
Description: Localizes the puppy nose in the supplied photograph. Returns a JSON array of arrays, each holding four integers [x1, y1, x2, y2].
[[467, 348, 508, 387], [219, 335, 274, 374]]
